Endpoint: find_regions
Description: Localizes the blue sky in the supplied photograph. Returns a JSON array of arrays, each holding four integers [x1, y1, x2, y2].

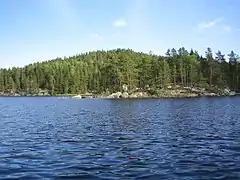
[[0, 0, 240, 68]]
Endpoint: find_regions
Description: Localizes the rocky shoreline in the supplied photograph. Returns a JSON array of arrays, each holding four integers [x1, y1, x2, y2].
[[1, 86, 237, 99], [71, 86, 237, 99]]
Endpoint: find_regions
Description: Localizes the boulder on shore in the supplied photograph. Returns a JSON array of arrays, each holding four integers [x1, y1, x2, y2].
[[129, 92, 148, 98], [107, 92, 122, 98], [202, 92, 218, 97], [72, 95, 82, 99], [121, 92, 129, 98]]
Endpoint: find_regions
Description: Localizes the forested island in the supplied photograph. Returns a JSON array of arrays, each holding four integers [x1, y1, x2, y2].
[[0, 47, 239, 98]]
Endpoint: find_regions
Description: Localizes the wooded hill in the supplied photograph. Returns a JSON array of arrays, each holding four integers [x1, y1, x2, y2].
[[0, 47, 239, 95]]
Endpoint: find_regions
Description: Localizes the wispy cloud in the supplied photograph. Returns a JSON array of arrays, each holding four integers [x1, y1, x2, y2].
[[222, 25, 232, 33], [93, 33, 103, 40], [197, 18, 224, 31], [113, 18, 128, 28]]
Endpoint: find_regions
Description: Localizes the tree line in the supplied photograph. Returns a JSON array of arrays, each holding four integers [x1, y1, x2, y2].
[[0, 47, 239, 95]]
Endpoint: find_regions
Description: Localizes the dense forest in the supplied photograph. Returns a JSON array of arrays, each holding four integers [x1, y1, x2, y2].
[[0, 47, 239, 96]]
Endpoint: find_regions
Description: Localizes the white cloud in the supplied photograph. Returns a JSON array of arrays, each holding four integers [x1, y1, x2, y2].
[[94, 33, 100, 38], [93, 33, 103, 40], [222, 25, 232, 33], [113, 18, 128, 28], [197, 18, 223, 31]]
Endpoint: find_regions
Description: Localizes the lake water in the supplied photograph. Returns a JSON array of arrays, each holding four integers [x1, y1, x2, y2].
[[0, 97, 239, 179]]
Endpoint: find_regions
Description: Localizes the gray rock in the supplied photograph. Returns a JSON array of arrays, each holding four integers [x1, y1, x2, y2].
[[72, 95, 82, 99], [129, 94, 138, 98], [128, 92, 147, 98], [122, 92, 129, 98], [107, 92, 122, 98], [223, 88, 230, 95]]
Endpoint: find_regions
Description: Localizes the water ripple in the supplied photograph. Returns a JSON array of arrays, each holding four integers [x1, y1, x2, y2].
[[0, 97, 240, 179]]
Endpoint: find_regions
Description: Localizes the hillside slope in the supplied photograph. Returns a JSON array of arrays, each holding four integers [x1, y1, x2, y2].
[[0, 48, 239, 96]]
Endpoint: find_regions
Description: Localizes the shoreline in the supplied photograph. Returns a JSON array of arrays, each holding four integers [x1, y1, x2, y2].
[[0, 87, 238, 99], [0, 93, 238, 99]]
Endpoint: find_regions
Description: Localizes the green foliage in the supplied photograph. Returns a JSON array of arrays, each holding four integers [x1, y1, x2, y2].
[[0, 48, 239, 95]]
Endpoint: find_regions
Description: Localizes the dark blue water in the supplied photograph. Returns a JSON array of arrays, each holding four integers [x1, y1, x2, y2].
[[0, 97, 239, 180]]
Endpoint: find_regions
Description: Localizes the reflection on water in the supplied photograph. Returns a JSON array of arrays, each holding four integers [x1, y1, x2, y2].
[[0, 97, 240, 179]]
